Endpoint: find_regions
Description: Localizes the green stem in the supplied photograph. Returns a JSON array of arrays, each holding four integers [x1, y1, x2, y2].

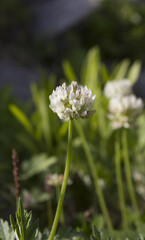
[[48, 120, 73, 240], [115, 131, 127, 229], [122, 129, 139, 215], [56, 185, 65, 226], [75, 120, 113, 232]]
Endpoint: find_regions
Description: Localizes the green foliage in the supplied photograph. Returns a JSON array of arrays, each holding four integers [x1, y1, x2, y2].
[[78, 0, 145, 62], [9, 104, 34, 136], [110, 59, 130, 80], [81, 47, 100, 91], [54, 229, 85, 240], [62, 61, 78, 83], [90, 225, 111, 240], [127, 60, 142, 85], [1, 47, 145, 237], [21, 154, 57, 180], [90, 225, 145, 240], [0, 87, 24, 219], [9, 77, 62, 155], [10, 198, 39, 240], [108, 58, 141, 85]]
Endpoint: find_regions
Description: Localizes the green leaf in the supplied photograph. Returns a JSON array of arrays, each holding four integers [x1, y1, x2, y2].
[[58, 121, 68, 139], [127, 60, 141, 85], [81, 47, 100, 90], [92, 225, 100, 240], [62, 60, 78, 82], [90, 225, 112, 240], [38, 90, 52, 149], [136, 223, 145, 236], [9, 104, 34, 136], [31, 84, 53, 149], [31, 83, 40, 107], [101, 64, 110, 83], [110, 59, 130, 80], [16, 133, 38, 153], [21, 154, 57, 180], [10, 198, 39, 240], [0, 219, 15, 240]]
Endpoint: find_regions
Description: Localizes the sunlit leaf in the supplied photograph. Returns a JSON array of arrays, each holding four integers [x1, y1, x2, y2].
[[9, 104, 34, 136], [81, 47, 100, 91], [127, 60, 141, 85], [101, 64, 110, 83], [38, 90, 52, 149], [62, 60, 77, 82], [110, 59, 130, 80]]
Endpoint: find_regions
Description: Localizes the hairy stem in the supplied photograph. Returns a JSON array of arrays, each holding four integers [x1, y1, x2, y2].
[[48, 120, 73, 240], [56, 185, 65, 226]]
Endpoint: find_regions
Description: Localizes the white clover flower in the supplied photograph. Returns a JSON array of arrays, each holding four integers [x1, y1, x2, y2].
[[104, 79, 132, 99], [49, 81, 96, 120], [78, 171, 91, 186], [45, 174, 72, 187], [98, 178, 106, 190], [46, 174, 63, 187], [132, 169, 145, 183], [108, 94, 143, 129]]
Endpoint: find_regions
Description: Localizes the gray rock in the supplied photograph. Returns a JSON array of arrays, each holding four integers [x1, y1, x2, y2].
[[0, 61, 40, 100], [31, 0, 101, 38], [0, 61, 144, 102]]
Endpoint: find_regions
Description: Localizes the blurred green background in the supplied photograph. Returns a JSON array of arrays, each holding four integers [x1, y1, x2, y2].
[[1, 0, 145, 237]]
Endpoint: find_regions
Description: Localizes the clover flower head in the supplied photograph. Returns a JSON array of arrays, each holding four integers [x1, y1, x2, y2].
[[133, 170, 144, 183], [46, 174, 63, 187], [49, 81, 96, 120], [108, 94, 143, 129], [104, 79, 132, 99]]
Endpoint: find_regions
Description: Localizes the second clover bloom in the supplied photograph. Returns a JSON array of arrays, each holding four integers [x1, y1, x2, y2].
[[108, 94, 143, 129], [49, 81, 96, 120], [104, 79, 132, 99]]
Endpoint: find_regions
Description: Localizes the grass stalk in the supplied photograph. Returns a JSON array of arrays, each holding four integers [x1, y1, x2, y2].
[[75, 120, 113, 232], [122, 129, 139, 215], [115, 131, 127, 229]]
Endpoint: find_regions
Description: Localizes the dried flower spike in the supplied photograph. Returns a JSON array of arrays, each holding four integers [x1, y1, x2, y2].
[[49, 81, 96, 120], [104, 79, 132, 99], [12, 149, 20, 199]]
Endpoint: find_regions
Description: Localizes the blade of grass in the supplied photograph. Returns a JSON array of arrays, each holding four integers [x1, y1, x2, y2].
[[127, 60, 141, 85], [75, 120, 113, 232], [62, 60, 78, 83], [9, 104, 34, 136], [110, 59, 130, 80], [81, 47, 100, 90]]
